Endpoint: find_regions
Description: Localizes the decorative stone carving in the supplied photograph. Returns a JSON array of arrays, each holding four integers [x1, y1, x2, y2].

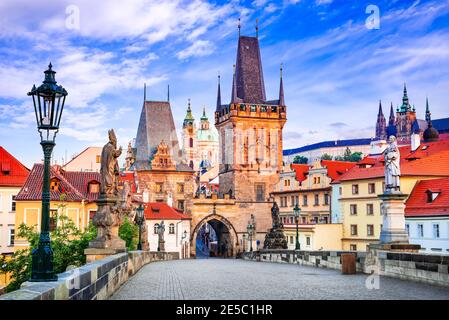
[[384, 135, 401, 194], [263, 202, 287, 249]]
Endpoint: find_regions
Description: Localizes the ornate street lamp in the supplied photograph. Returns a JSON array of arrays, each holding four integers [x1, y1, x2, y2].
[[28, 63, 67, 282], [294, 203, 301, 250], [247, 222, 253, 252], [136, 204, 145, 250]]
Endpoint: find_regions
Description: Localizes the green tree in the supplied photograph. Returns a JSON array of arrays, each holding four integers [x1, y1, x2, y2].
[[0, 215, 97, 293], [321, 153, 333, 160], [334, 148, 362, 163], [119, 216, 139, 251], [292, 155, 308, 164]]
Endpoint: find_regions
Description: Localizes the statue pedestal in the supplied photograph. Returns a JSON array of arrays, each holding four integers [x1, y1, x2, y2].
[[158, 240, 165, 252], [85, 196, 126, 262], [263, 228, 287, 250], [378, 192, 410, 244]]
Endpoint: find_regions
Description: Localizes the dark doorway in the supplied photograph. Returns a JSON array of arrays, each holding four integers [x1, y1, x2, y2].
[[195, 219, 232, 258]]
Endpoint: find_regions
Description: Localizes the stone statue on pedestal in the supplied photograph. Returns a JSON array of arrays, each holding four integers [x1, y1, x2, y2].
[[384, 136, 401, 193], [85, 129, 126, 261], [263, 202, 287, 249], [157, 220, 165, 252]]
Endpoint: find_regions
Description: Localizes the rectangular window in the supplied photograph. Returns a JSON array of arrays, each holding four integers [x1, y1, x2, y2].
[[405, 224, 410, 236], [339, 187, 342, 196], [306, 237, 311, 246], [50, 209, 58, 232], [177, 183, 185, 193], [418, 224, 424, 238], [350, 224, 358, 236], [155, 183, 163, 193], [8, 228, 15, 246], [295, 196, 299, 206], [366, 204, 374, 216], [314, 194, 319, 206], [255, 183, 265, 202], [324, 194, 329, 206], [367, 225, 374, 236], [11, 195, 17, 212], [178, 200, 185, 211], [433, 224, 440, 239], [368, 183, 376, 194], [96, 155, 101, 163], [291, 196, 295, 207], [352, 185, 359, 195], [303, 195, 308, 206], [350, 204, 358, 215], [350, 244, 357, 251], [290, 217, 294, 224]]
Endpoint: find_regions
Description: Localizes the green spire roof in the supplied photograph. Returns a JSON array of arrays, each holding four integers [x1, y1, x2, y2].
[[399, 83, 412, 112], [183, 99, 194, 127], [201, 106, 208, 121]]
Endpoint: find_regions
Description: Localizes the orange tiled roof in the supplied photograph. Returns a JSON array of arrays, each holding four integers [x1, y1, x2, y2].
[[405, 178, 449, 217], [321, 160, 356, 181], [339, 140, 449, 182], [0, 147, 29, 187], [144, 202, 191, 220], [290, 164, 310, 182]]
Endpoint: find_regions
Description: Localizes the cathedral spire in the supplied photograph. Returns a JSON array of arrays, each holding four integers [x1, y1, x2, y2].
[[425, 97, 431, 123], [255, 18, 259, 38], [278, 63, 285, 106], [375, 100, 387, 140], [400, 83, 412, 112], [216, 74, 221, 113], [389, 102, 395, 126], [238, 18, 241, 37]]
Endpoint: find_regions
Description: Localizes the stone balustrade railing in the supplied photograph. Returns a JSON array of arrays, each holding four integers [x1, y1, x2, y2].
[[0, 251, 177, 300], [242, 249, 449, 288]]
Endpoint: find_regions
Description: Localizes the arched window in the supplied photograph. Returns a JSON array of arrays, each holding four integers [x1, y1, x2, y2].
[[189, 138, 193, 148], [169, 223, 175, 234], [189, 161, 194, 169], [154, 224, 159, 234]]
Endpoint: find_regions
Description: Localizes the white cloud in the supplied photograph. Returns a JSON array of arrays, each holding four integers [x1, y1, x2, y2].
[[176, 40, 215, 60]]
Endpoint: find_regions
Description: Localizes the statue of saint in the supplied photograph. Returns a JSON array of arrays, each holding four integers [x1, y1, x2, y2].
[[158, 220, 165, 242], [125, 142, 134, 170], [100, 129, 122, 196], [271, 202, 281, 228], [384, 135, 401, 193]]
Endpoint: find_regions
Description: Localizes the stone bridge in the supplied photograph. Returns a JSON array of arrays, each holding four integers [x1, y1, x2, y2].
[[1, 249, 448, 300]]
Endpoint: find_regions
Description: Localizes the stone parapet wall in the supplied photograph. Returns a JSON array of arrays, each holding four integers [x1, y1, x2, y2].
[[0, 251, 176, 300], [242, 249, 449, 288]]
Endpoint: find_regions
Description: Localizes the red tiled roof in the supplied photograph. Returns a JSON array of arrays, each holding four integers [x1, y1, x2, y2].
[[405, 178, 449, 217], [339, 140, 449, 182], [0, 147, 29, 187], [119, 172, 137, 193], [321, 160, 356, 181], [144, 202, 191, 220], [16, 164, 100, 202], [291, 164, 310, 182]]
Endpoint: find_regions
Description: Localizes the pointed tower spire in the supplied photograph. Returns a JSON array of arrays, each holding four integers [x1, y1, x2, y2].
[[423, 97, 439, 142], [375, 100, 387, 140], [400, 83, 412, 112], [389, 102, 395, 126], [216, 73, 222, 113], [238, 18, 241, 37], [255, 18, 259, 38], [278, 63, 285, 106], [167, 84, 170, 102], [144, 83, 146, 102], [231, 64, 238, 103], [183, 98, 194, 128]]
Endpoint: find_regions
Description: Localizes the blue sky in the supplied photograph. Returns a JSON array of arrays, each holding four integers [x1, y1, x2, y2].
[[1, 0, 449, 167]]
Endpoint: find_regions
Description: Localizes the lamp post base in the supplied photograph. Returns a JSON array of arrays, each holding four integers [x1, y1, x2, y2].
[[30, 239, 57, 282]]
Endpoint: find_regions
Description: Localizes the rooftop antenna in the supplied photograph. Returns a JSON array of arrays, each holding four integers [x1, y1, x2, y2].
[[256, 18, 259, 38]]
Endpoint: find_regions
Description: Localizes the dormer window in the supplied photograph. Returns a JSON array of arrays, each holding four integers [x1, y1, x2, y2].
[[50, 178, 60, 191], [426, 190, 440, 203], [88, 181, 100, 193], [1, 162, 10, 175]]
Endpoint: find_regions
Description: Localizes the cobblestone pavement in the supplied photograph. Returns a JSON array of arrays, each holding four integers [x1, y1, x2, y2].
[[110, 258, 449, 300]]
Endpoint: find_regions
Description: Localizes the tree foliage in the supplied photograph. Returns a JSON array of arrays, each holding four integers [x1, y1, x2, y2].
[[0, 214, 97, 293], [292, 155, 308, 164], [334, 147, 363, 163], [119, 216, 139, 251], [320, 153, 333, 160]]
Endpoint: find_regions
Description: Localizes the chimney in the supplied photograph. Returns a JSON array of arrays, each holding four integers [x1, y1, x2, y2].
[[411, 119, 421, 152]]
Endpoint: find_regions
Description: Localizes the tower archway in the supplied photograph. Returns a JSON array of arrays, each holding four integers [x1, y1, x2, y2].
[[191, 214, 238, 258]]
